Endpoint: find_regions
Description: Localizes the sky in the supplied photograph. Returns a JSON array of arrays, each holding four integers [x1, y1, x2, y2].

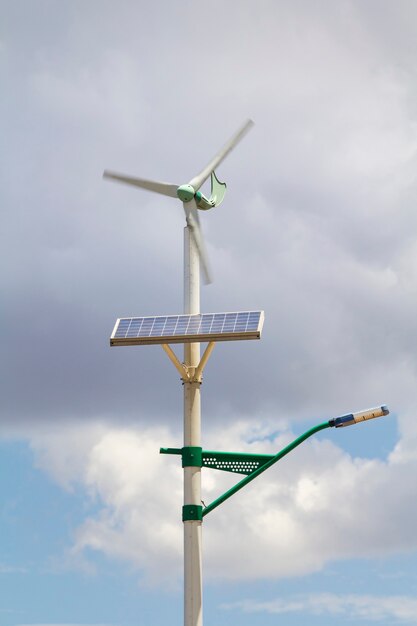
[[1, 1, 417, 625]]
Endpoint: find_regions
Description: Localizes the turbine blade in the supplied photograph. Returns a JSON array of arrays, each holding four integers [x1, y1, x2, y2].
[[184, 200, 212, 285], [103, 170, 178, 198], [188, 119, 254, 192]]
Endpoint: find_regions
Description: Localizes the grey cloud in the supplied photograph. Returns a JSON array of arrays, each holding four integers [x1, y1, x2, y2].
[[1, 1, 417, 588], [2, 0, 417, 435]]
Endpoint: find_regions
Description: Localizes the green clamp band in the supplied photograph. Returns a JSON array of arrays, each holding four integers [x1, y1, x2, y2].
[[182, 504, 203, 521], [182, 446, 203, 468]]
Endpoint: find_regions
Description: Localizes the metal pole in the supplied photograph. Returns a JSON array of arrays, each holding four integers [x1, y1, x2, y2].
[[183, 220, 203, 626]]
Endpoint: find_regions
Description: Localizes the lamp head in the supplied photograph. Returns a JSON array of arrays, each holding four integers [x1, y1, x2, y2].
[[329, 405, 389, 428]]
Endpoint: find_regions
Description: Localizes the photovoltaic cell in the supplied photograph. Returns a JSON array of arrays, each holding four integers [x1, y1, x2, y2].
[[110, 311, 264, 346]]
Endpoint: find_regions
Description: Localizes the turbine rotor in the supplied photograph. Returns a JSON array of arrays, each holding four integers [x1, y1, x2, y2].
[[103, 119, 254, 284]]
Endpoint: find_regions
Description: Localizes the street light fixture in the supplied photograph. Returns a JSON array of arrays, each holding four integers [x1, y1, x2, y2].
[[329, 405, 389, 428]]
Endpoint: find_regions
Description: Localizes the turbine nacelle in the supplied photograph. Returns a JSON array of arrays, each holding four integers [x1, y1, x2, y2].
[[177, 171, 226, 211]]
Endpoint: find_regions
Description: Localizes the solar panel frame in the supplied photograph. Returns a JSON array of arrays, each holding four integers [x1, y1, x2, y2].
[[110, 311, 264, 346]]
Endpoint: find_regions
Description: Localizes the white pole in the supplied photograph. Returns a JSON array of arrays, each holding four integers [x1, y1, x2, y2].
[[183, 218, 203, 626]]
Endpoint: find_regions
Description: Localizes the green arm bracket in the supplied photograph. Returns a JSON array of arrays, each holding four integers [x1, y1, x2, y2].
[[202, 422, 330, 516], [160, 421, 331, 517]]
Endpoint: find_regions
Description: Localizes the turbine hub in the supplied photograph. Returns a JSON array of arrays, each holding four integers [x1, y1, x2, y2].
[[177, 184, 195, 202]]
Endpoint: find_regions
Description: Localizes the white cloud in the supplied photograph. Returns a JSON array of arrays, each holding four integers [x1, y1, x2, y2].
[[28, 417, 417, 585], [223, 593, 417, 623], [16, 622, 115, 626], [0, 563, 27, 574], [3, 0, 417, 605]]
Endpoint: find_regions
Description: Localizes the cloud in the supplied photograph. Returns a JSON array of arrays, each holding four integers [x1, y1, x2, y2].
[[27, 417, 417, 585], [222, 593, 417, 623], [2, 0, 417, 434], [2, 0, 417, 599], [0, 563, 28, 574], [31, 50, 149, 146], [17, 622, 114, 626]]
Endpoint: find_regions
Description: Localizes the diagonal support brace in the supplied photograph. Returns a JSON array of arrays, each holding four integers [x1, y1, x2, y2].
[[201, 422, 331, 517], [161, 344, 189, 379], [194, 342, 216, 382]]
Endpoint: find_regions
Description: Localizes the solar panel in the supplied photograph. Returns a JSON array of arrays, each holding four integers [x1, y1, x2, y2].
[[110, 311, 264, 346]]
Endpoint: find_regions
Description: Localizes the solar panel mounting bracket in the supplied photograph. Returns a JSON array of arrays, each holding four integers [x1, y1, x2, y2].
[[162, 342, 216, 382]]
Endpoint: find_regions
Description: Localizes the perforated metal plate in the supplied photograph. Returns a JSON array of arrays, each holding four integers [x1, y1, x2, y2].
[[202, 451, 274, 475]]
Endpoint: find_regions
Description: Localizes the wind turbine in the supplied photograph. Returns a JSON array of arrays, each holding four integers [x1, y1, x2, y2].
[[103, 119, 254, 284], [104, 119, 390, 626], [104, 119, 255, 626]]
